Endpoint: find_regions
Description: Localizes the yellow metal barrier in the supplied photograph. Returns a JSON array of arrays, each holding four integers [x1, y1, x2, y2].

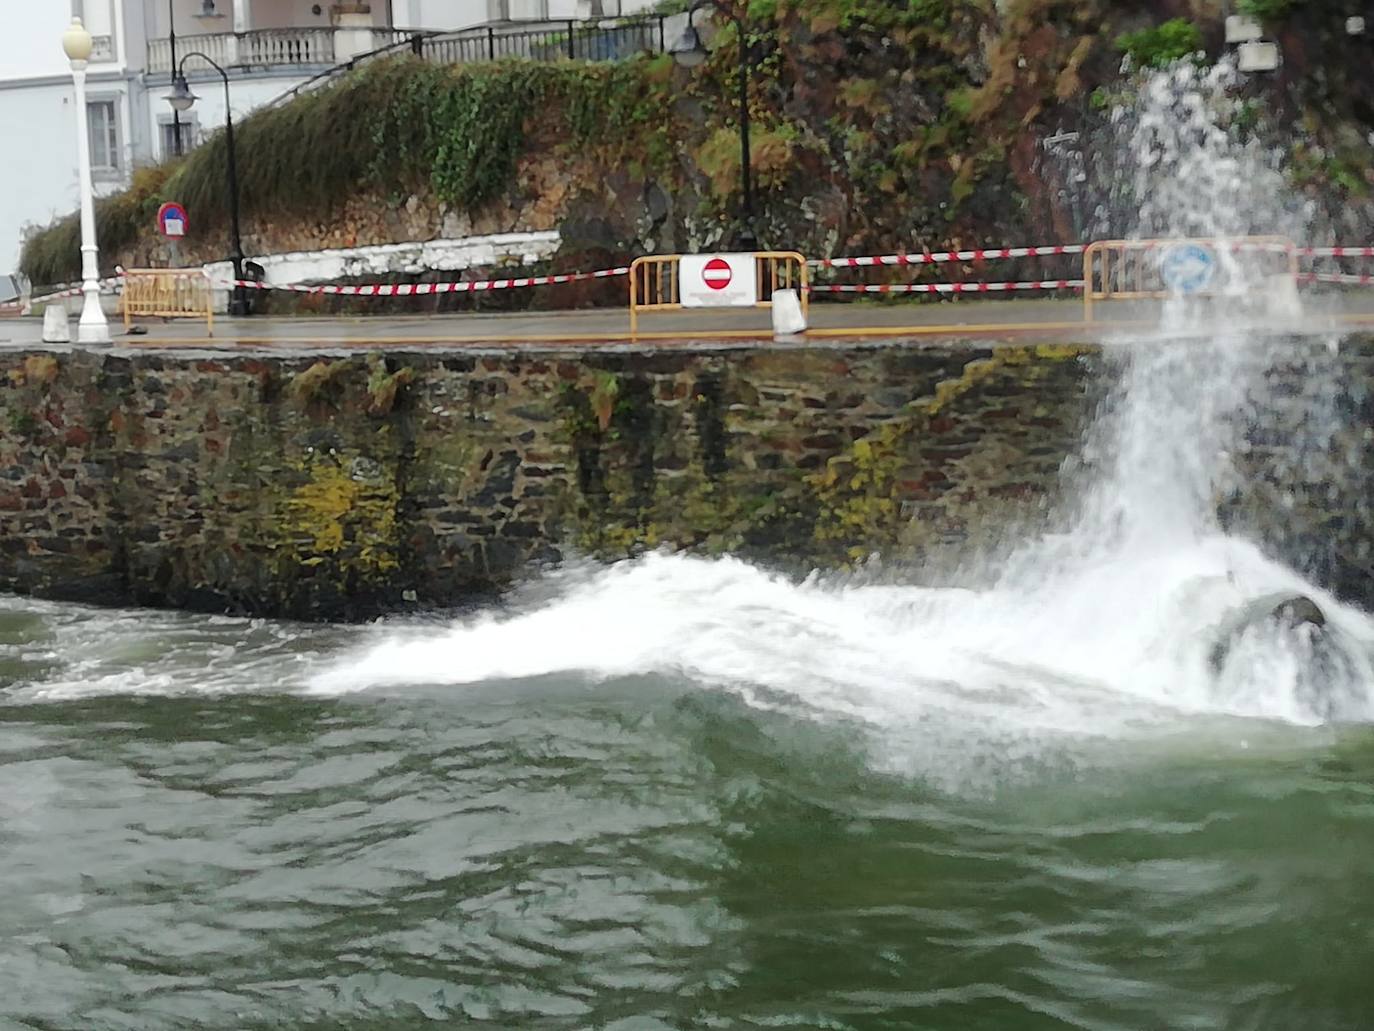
[[120, 268, 215, 333], [629, 252, 809, 335], [1083, 236, 1298, 321]]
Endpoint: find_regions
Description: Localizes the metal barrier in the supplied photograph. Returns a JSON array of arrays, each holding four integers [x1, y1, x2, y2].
[[420, 16, 667, 64], [120, 269, 215, 333], [1083, 236, 1298, 321], [628, 252, 809, 335]]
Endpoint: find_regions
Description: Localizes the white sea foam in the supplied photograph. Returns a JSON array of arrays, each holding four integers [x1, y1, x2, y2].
[[311, 61, 1374, 754]]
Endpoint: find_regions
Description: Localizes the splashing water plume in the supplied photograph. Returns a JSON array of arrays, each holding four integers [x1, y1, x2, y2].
[[312, 65, 1372, 775]]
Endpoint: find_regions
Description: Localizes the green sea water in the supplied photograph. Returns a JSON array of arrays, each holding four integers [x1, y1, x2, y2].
[[3, 579, 1372, 1031]]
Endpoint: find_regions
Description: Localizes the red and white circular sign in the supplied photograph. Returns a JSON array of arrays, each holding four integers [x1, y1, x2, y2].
[[702, 257, 733, 291]]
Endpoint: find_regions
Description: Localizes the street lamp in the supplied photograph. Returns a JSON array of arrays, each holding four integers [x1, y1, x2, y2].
[[166, 53, 249, 315], [670, 0, 759, 251], [62, 17, 111, 344], [168, 0, 182, 157]]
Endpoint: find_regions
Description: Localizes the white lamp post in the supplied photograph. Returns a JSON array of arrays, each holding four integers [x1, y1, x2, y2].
[[62, 17, 110, 345]]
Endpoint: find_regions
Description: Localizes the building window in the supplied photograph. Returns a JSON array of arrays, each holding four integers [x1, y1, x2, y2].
[[87, 100, 119, 173], [160, 119, 197, 159]]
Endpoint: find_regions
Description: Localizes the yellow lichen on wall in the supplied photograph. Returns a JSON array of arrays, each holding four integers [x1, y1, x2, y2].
[[279, 458, 400, 573]]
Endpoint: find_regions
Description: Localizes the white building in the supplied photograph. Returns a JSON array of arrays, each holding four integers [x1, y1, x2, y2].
[[1, 0, 657, 281]]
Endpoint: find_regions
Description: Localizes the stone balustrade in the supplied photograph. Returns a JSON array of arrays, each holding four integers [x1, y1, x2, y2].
[[147, 28, 336, 75]]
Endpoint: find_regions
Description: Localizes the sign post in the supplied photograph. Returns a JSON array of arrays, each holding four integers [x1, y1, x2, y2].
[[157, 201, 188, 267]]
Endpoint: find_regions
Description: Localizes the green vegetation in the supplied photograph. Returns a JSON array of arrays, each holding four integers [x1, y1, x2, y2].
[[1114, 18, 1204, 69], [21, 55, 678, 285], [1290, 142, 1371, 197], [364, 354, 415, 417], [20, 165, 174, 288], [1239, 0, 1296, 21]]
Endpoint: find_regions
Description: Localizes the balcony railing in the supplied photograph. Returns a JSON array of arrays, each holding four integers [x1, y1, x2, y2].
[[240, 27, 334, 67], [147, 28, 336, 75]]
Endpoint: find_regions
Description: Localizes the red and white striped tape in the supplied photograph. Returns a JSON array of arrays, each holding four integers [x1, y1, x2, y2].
[[1298, 247, 1374, 258], [1, 278, 121, 313], [229, 266, 630, 295], [1298, 272, 1374, 286], [7, 243, 1370, 313], [812, 245, 1084, 269], [809, 279, 1085, 295], [29, 284, 88, 304]]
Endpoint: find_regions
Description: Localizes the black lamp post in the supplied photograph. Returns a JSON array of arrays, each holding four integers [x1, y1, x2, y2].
[[168, 0, 181, 156], [670, 0, 759, 251], [166, 53, 249, 316]]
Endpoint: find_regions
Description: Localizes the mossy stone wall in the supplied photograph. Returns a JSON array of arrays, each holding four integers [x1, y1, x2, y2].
[[0, 342, 1097, 620]]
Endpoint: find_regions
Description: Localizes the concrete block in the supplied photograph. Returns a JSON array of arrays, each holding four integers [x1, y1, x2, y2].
[[41, 304, 71, 343], [1225, 15, 1262, 43], [772, 289, 807, 337], [1238, 41, 1280, 72]]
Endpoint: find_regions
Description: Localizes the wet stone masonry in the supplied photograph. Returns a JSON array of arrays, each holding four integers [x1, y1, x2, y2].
[[0, 342, 1106, 620]]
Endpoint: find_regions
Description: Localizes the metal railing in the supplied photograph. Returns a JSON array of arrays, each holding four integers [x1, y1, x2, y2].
[[120, 269, 215, 334], [264, 15, 668, 110], [1082, 236, 1298, 320], [419, 16, 667, 65], [266, 31, 436, 109], [629, 252, 809, 335], [153, 16, 664, 79], [148, 28, 336, 74]]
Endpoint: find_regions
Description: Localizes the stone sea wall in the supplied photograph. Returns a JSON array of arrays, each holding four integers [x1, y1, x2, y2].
[[1219, 334, 1374, 607], [0, 342, 1095, 620]]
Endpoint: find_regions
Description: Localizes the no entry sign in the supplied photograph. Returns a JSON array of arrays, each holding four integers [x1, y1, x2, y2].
[[702, 257, 733, 290], [680, 253, 757, 307]]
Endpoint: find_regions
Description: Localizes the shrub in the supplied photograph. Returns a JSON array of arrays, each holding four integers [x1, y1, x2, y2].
[[1239, 0, 1295, 21], [1115, 18, 1205, 69], [19, 164, 171, 286]]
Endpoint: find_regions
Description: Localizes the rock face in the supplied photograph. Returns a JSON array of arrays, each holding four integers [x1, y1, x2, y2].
[[0, 342, 1093, 620]]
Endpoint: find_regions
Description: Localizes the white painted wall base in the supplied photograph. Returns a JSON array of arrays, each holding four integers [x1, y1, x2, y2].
[[202, 230, 563, 309]]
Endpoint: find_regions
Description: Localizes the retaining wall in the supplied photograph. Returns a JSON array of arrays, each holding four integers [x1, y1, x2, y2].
[[0, 342, 1094, 619], [4, 336, 1370, 621]]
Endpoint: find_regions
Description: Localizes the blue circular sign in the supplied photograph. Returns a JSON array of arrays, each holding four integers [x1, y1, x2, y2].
[[1158, 243, 1216, 294], [157, 201, 188, 238]]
